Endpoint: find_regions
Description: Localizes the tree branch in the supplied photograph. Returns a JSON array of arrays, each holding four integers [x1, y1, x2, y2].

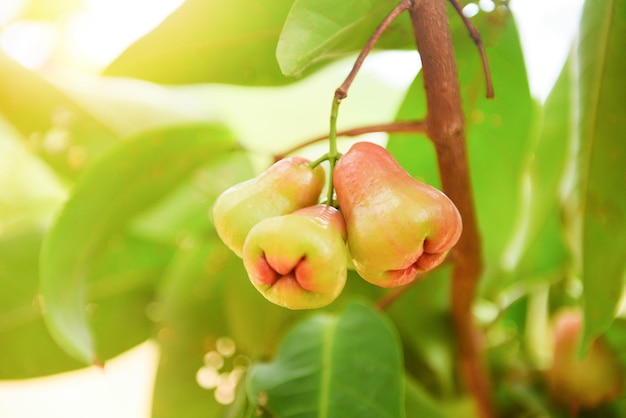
[[335, 0, 413, 100], [274, 120, 426, 161], [408, 1, 495, 417], [447, 0, 494, 98]]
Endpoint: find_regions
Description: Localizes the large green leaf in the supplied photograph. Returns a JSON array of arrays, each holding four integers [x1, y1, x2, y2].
[[499, 57, 573, 288], [0, 50, 118, 179], [0, 228, 173, 379], [104, 0, 298, 85], [247, 301, 405, 418], [276, 0, 413, 76], [151, 240, 233, 418], [40, 124, 236, 365], [576, 0, 626, 344]]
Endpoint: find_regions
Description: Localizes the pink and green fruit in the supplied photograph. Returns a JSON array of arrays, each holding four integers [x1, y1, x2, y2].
[[212, 157, 325, 257], [333, 141, 462, 288], [547, 308, 624, 410], [242, 205, 348, 310]]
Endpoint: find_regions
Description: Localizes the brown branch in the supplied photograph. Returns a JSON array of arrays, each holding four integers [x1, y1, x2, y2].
[[448, 0, 495, 98], [335, 0, 412, 100], [409, 1, 495, 417], [274, 120, 426, 161]]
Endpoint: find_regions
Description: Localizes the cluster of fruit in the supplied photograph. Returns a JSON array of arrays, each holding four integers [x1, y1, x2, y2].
[[212, 141, 463, 309]]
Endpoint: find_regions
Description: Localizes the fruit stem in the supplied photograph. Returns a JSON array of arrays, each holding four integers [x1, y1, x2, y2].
[[326, 96, 341, 206], [309, 153, 330, 169]]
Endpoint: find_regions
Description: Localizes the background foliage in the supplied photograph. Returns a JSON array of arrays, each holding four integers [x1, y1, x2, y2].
[[0, 0, 625, 417]]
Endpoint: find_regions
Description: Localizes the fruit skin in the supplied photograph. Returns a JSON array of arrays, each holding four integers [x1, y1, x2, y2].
[[212, 157, 325, 257], [242, 205, 348, 310], [547, 308, 624, 411], [333, 141, 462, 288]]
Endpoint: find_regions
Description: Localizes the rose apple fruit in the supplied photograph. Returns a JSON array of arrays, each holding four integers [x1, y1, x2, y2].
[[242, 205, 347, 309], [547, 308, 624, 411], [212, 157, 325, 257], [333, 141, 462, 287]]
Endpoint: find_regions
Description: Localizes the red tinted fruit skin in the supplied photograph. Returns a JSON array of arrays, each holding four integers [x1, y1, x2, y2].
[[333, 141, 462, 288], [212, 157, 325, 258], [242, 205, 348, 310], [547, 309, 624, 410]]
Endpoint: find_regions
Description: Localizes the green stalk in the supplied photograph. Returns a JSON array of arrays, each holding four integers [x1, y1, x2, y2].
[[326, 96, 341, 206]]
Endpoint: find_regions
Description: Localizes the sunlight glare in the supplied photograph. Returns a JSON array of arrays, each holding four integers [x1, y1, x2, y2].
[[0, 0, 24, 25], [1, 21, 58, 69], [0, 0, 184, 72], [64, 0, 184, 70]]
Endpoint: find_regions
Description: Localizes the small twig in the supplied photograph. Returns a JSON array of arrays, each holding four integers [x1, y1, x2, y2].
[[274, 120, 427, 161], [447, 0, 495, 98], [335, 0, 413, 100], [376, 280, 422, 311]]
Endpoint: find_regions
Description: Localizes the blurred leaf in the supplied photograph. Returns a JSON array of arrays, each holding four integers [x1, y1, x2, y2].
[[56, 77, 222, 139], [386, 268, 455, 396], [276, 0, 413, 76], [40, 124, 236, 365], [511, 209, 570, 288], [605, 318, 626, 367], [500, 56, 573, 286], [131, 151, 254, 244], [493, 60, 575, 293], [152, 238, 301, 418], [0, 228, 173, 378], [576, 0, 626, 345], [387, 9, 534, 295], [0, 120, 66, 232], [151, 240, 232, 418], [19, 0, 83, 20], [248, 301, 405, 418], [0, 228, 80, 377], [0, 50, 118, 178], [404, 374, 445, 418], [105, 0, 298, 85]]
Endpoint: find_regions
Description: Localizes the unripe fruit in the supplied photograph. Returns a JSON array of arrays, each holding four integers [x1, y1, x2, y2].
[[333, 141, 462, 288], [547, 309, 624, 410], [242, 205, 348, 310], [212, 157, 325, 257]]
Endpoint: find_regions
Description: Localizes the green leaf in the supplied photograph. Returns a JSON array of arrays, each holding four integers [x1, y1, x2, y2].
[[152, 238, 301, 418], [0, 228, 173, 378], [576, 0, 626, 344], [498, 57, 573, 291], [0, 50, 118, 178], [404, 372, 445, 418], [276, 0, 413, 76], [104, 0, 298, 85], [151, 240, 232, 418], [386, 268, 456, 397], [40, 124, 236, 365], [131, 151, 254, 244], [0, 228, 80, 377], [248, 301, 405, 418]]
